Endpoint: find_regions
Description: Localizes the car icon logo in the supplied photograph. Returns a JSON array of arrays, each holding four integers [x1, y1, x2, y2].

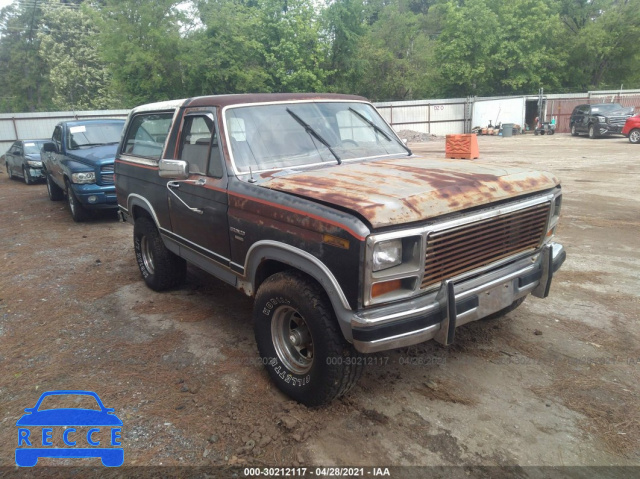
[[15, 390, 123, 467]]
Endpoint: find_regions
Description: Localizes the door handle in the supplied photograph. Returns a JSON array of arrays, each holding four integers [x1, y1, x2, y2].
[[165, 181, 203, 215]]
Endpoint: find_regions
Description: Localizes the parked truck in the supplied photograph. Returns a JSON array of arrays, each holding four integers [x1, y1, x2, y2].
[[42, 119, 125, 222], [115, 93, 566, 406]]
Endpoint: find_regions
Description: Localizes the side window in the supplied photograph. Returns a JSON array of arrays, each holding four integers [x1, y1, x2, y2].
[[123, 112, 173, 160], [52, 127, 62, 149], [178, 114, 223, 178], [10, 142, 20, 154]]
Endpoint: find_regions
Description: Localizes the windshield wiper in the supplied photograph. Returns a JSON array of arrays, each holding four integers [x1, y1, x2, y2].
[[76, 142, 109, 148], [348, 107, 412, 156], [286, 108, 342, 165]]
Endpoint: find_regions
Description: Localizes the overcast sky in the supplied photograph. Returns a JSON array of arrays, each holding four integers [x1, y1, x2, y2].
[[0, 0, 13, 10]]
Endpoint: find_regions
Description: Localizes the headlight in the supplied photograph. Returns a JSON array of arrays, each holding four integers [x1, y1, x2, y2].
[[27, 160, 42, 168], [596, 116, 605, 123], [372, 239, 402, 272], [71, 172, 96, 184]]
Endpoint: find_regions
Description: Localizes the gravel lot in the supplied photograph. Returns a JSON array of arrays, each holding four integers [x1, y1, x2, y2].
[[0, 133, 638, 474]]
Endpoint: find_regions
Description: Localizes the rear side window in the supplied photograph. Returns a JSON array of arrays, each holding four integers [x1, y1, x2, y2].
[[123, 112, 174, 160]]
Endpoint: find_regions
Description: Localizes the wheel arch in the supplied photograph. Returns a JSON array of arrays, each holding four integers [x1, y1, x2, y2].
[[243, 241, 355, 340], [127, 194, 161, 227]]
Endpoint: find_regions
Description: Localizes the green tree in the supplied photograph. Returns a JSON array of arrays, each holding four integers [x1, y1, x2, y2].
[[0, 1, 53, 112], [183, 0, 270, 95], [434, 0, 565, 96], [38, 0, 115, 110], [558, 0, 640, 90], [95, 0, 185, 107], [258, 0, 328, 92], [355, 2, 437, 100], [321, 0, 366, 93]]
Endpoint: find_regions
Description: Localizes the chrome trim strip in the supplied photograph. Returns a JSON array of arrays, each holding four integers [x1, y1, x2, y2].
[[126, 194, 161, 227], [159, 227, 231, 265]]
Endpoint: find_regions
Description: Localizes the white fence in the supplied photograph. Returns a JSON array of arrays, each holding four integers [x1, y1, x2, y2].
[[2, 89, 639, 154], [0, 110, 130, 153]]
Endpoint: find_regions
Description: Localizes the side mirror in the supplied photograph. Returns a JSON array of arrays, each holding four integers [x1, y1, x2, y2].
[[42, 142, 57, 154], [159, 159, 189, 179]]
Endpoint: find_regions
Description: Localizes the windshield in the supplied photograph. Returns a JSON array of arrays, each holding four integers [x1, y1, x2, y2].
[[23, 141, 46, 155], [591, 103, 623, 113], [67, 122, 123, 149], [225, 101, 408, 173]]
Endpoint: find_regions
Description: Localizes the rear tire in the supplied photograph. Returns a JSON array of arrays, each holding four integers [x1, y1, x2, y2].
[[66, 179, 90, 222], [629, 128, 640, 144], [133, 216, 186, 291], [254, 271, 363, 407], [571, 124, 578, 136], [6, 162, 14, 179], [46, 171, 64, 201]]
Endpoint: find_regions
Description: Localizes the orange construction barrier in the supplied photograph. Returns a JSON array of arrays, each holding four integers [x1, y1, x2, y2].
[[445, 134, 479, 160]]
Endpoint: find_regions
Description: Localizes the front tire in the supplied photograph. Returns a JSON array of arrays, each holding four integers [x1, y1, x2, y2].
[[588, 123, 599, 139], [66, 179, 90, 222], [133, 216, 186, 291], [23, 166, 33, 185], [254, 271, 363, 407], [46, 171, 64, 201], [629, 128, 640, 144]]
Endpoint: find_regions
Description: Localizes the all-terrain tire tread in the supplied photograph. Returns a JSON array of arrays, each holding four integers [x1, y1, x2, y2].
[[255, 271, 364, 406], [134, 217, 186, 291]]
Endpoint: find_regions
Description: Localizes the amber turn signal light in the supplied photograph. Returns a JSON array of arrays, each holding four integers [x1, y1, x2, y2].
[[371, 279, 402, 298]]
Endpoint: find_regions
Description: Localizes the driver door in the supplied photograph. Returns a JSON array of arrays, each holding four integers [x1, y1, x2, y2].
[[166, 109, 232, 269]]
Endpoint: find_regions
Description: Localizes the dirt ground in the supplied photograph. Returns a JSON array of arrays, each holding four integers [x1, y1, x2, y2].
[[0, 133, 639, 474]]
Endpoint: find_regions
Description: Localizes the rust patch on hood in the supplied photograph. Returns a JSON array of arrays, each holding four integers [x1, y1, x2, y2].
[[263, 157, 559, 228]]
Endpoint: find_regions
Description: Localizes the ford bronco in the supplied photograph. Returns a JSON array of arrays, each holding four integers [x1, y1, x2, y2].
[[115, 94, 566, 406]]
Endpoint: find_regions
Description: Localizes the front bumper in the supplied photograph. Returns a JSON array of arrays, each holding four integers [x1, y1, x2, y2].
[[351, 243, 566, 353], [597, 124, 624, 135], [26, 167, 45, 180], [71, 183, 118, 210]]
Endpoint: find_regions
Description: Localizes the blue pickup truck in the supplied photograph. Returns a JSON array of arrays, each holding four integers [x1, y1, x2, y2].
[[42, 119, 125, 222]]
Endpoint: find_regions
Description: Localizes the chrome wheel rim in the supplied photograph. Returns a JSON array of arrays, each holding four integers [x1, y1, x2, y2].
[[271, 305, 313, 375], [67, 187, 76, 214], [630, 130, 640, 143], [140, 236, 155, 274]]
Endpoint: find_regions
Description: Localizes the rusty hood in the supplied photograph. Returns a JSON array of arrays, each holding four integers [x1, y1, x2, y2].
[[263, 157, 559, 229]]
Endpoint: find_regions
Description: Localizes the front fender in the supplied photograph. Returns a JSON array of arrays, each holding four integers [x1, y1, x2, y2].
[[241, 241, 355, 340]]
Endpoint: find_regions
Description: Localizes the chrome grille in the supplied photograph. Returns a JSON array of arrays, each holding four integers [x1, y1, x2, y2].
[[608, 115, 631, 127], [100, 165, 114, 185], [421, 202, 551, 289]]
